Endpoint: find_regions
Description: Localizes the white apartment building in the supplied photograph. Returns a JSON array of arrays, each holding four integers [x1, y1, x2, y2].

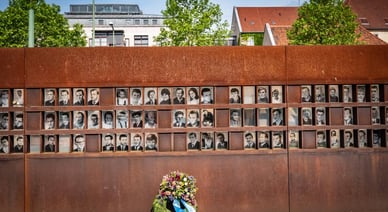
[[64, 4, 165, 47]]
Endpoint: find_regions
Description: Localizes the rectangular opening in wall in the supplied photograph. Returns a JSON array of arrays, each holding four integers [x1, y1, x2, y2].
[[230, 131, 243, 150], [159, 133, 172, 152], [215, 109, 229, 128], [173, 133, 186, 152], [26, 89, 41, 106], [302, 130, 316, 149], [85, 134, 99, 152], [357, 107, 371, 125]]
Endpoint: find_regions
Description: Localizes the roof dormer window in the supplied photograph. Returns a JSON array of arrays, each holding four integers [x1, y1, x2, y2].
[[359, 18, 369, 25]]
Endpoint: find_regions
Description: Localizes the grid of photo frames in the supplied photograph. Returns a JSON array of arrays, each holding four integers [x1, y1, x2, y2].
[[0, 84, 387, 153]]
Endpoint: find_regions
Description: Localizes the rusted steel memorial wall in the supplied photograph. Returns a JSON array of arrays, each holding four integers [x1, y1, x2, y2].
[[0, 46, 387, 212]]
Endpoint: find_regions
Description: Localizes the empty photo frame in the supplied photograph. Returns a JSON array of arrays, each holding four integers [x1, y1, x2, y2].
[[258, 108, 269, 126], [29, 135, 41, 153], [59, 135, 71, 153], [243, 108, 256, 127], [243, 86, 255, 104], [288, 107, 299, 126]]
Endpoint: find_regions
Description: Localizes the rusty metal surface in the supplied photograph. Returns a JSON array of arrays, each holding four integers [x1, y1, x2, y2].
[[0, 48, 25, 88], [25, 152, 289, 212], [286, 45, 388, 85], [24, 47, 287, 87], [0, 155, 25, 212], [289, 149, 388, 212]]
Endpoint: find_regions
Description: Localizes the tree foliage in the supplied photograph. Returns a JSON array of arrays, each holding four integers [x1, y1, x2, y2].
[[155, 0, 230, 46], [0, 0, 86, 47], [287, 0, 360, 45]]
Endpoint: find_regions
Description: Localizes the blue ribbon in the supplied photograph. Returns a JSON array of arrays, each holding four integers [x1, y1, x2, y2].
[[172, 199, 196, 212]]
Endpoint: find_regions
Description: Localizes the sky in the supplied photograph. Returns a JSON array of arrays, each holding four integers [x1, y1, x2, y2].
[[0, 0, 306, 23]]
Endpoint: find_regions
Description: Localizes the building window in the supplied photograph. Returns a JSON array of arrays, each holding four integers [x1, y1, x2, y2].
[[134, 35, 149, 46], [134, 19, 140, 25], [152, 19, 158, 25], [144, 19, 149, 25], [359, 18, 369, 25], [98, 19, 104, 25]]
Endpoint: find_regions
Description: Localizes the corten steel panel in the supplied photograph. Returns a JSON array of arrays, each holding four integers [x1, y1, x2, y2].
[[289, 150, 388, 212], [24, 47, 286, 88], [25, 153, 289, 212], [0, 48, 25, 88], [0, 155, 25, 212], [286, 45, 388, 85]]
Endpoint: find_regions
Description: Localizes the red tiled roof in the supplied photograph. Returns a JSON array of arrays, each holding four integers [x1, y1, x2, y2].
[[236, 7, 298, 32], [270, 25, 386, 45], [346, 0, 388, 30]]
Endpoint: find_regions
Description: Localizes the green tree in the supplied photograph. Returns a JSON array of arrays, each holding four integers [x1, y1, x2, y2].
[[0, 0, 86, 47], [287, 0, 360, 45], [155, 0, 230, 46]]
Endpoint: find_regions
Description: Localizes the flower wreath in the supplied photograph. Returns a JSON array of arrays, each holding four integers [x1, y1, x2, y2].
[[152, 171, 198, 212]]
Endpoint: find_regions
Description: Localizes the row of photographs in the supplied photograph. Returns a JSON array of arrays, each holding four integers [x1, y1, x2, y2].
[[1, 106, 388, 131], [1, 129, 387, 154], [0, 84, 384, 108]]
